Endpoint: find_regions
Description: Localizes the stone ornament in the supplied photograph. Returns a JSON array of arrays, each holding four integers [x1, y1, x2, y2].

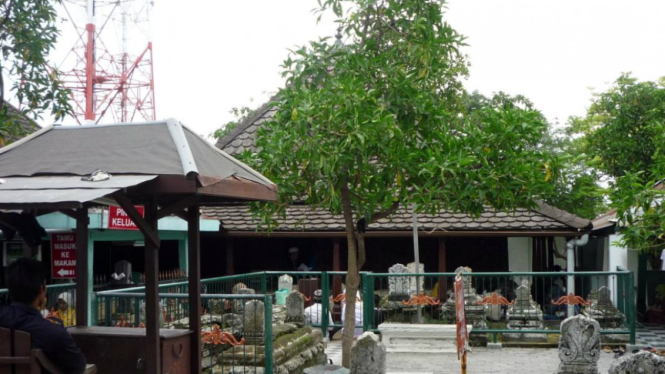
[[608, 351, 665, 374], [284, 290, 306, 327], [504, 281, 546, 342], [350, 332, 386, 374], [556, 315, 601, 374]]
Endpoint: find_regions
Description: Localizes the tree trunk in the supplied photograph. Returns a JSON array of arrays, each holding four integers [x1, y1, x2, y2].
[[340, 180, 359, 368]]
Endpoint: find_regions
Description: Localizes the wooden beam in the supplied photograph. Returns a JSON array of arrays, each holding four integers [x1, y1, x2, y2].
[[75, 208, 89, 327], [156, 195, 200, 220], [198, 177, 277, 202], [144, 198, 161, 374], [187, 204, 202, 374], [112, 191, 160, 247], [221, 230, 586, 238], [438, 238, 446, 300]]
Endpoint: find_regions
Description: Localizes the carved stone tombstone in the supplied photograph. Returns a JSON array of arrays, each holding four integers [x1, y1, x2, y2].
[[505, 280, 546, 342], [388, 263, 410, 301], [242, 300, 265, 345], [140, 301, 165, 327], [556, 315, 601, 374], [350, 332, 386, 374], [406, 262, 425, 295], [284, 290, 306, 327], [442, 267, 486, 330], [584, 286, 627, 343], [278, 274, 293, 292], [608, 351, 665, 374]]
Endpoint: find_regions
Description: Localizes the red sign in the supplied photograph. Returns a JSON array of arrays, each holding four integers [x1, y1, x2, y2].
[[51, 233, 77, 279], [108, 205, 144, 230], [454, 274, 468, 360]]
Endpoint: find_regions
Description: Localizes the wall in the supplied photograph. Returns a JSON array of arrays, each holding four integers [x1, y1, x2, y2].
[[507, 237, 531, 272]]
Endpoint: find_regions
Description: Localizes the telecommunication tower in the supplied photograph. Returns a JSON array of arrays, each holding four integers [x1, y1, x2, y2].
[[57, 0, 155, 125]]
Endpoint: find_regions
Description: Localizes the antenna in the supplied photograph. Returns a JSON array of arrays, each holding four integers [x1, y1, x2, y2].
[[57, 0, 156, 125]]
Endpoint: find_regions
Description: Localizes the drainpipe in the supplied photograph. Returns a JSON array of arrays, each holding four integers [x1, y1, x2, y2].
[[567, 234, 589, 317]]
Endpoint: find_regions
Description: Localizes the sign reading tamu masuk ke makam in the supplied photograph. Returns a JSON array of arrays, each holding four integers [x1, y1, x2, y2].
[[51, 233, 77, 279]]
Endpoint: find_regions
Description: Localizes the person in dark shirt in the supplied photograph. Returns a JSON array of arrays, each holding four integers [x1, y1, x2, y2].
[[0, 258, 86, 374]]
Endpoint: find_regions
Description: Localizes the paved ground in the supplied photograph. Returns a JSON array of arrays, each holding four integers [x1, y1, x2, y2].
[[326, 341, 617, 374]]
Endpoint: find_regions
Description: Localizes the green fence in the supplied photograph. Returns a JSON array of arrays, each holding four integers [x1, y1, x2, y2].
[[361, 270, 636, 344], [0, 283, 78, 325], [96, 291, 273, 373]]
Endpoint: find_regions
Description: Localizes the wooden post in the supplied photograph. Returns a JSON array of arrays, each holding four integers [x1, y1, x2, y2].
[[75, 207, 89, 327], [332, 239, 342, 322], [461, 351, 467, 374], [333, 239, 340, 272], [225, 238, 234, 275], [438, 238, 447, 300], [144, 198, 161, 374], [187, 204, 202, 373]]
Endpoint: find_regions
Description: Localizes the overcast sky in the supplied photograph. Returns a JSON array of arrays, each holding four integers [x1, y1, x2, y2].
[[49, 0, 665, 140]]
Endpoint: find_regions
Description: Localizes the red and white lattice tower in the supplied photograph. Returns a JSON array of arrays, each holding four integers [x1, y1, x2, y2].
[[56, 0, 155, 125]]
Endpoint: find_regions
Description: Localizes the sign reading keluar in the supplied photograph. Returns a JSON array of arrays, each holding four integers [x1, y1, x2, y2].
[[108, 205, 144, 230], [51, 233, 76, 279]]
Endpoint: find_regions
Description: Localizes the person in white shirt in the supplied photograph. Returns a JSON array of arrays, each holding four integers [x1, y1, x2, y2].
[[304, 289, 333, 338]]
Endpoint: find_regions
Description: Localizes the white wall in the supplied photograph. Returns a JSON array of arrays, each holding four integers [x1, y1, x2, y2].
[[554, 237, 567, 269], [508, 237, 531, 272]]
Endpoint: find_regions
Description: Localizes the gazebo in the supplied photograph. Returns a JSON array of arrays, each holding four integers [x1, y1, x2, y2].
[[0, 119, 277, 373]]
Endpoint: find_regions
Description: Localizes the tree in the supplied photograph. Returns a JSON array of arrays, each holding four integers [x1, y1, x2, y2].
[[248, 0, 559, 366], [0, 0, 71, 144], [572, 73, 665, 180], [212, 105, 256, 141]]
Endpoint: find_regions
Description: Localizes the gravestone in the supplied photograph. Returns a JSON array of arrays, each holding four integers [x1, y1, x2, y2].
[[232, 287, 255, 314], [232, 282, 247, 294], [139, 301, 165, 327], [242, 300, 265, 345], [278, 274, 293, 292], [556, 315, 601, 374], [608, 351, 665, 374], [442, 267, 486, 331], [284, 290, 306, 327], [350, 332, 386, 374], [406, 262, 425, 295], [504, 280, 546, 342], [584, 286, 628, 343], [388, 263, 410, 302]]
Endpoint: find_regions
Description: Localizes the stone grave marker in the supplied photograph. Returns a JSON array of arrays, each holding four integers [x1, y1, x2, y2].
[[284, 290, 306, 327], [242, 300, 265, 345], [350, 332, 386, 374], [388, 263, 409, 300], [278, 274, 293, 292], [556, 315, 601, 374], [406, 262, 425, 295]]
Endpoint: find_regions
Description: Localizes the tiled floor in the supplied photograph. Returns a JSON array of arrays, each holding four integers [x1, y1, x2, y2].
[[637, 323, 665, 347]]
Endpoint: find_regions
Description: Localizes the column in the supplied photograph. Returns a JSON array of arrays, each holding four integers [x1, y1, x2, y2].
[[187, 205, 201, 373], [178, 237, 188, 275], [75, 208, 89, 327], [144, 199, 161, 374], [438, 238, 446, 299], [225, 238, 234, 275]]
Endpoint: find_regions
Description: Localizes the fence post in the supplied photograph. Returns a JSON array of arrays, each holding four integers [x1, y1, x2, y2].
[[261, 272, 268, 294], [264, 294, 273, 374], [627, 271, 636, 344], [361, 273, 374, 331], [321, 272, 329, 338]]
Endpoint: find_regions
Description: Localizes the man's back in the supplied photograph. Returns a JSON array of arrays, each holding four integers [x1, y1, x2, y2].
[[0, 303, 86, 374]]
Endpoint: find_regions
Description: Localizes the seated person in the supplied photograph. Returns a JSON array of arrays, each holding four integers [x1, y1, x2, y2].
[[0, 258, 86, 374], [304, 290, 334, 338], [55, 291, 77, 327]]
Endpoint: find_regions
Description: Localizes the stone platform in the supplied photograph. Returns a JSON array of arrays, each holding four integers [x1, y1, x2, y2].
[[378, 323, 473, 353]]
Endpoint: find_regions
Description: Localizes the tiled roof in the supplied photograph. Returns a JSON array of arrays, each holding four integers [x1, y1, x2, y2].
[[2, 101, 39, 142], [202, 202, 591, 233], [215, 98, 277, 155], [211, 98, 591, 233]]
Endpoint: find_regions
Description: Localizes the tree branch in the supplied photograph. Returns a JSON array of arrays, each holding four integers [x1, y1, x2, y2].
[[0, 0, 16, 31], [368, 201, 399, 224]]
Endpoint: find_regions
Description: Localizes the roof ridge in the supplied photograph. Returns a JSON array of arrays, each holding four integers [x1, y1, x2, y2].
[[165, 118, 199, 177], [215, 96, 278, 150], [534, 201, 592, 230]]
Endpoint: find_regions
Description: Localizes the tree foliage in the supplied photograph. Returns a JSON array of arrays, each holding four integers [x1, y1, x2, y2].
[[213, 105, 256, 141], [571, 74, 665, 253], [247, 0, 560, 365], [0, 0, 71, 144]]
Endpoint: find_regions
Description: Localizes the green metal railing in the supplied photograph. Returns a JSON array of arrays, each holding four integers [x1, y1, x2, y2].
[[0, 283, 78, 324], [361, 270, 636, 344], [96, 291, 273, 373]]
